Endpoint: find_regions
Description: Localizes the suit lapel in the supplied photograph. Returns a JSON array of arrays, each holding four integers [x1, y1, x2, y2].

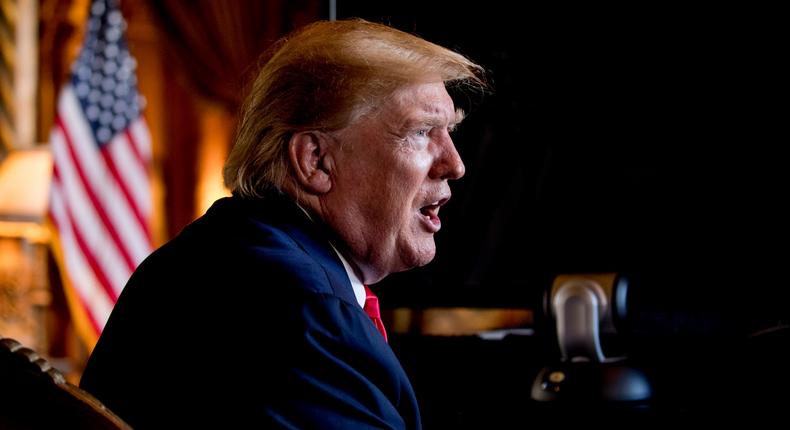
[[247, 193, 359, 307]]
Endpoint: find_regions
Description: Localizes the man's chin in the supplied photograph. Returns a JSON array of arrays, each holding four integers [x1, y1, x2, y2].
[[404, 246, 436, 270]]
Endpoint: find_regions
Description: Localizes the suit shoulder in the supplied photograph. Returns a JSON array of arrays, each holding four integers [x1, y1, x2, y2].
[[131, 196, 349, 301]]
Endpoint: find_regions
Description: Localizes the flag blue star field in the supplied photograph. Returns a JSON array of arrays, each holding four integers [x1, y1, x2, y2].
[[48, 0, 152, 345]]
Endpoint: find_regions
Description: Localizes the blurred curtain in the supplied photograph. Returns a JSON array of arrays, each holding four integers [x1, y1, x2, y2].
[[145, 0, 321, 236], [148, 0, 321, 111]]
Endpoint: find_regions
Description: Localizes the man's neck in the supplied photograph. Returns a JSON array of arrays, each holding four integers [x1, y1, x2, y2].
[[294, 201, 366, 308]]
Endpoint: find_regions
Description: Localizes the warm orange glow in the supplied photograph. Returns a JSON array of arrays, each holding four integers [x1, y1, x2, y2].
[[0, 148, 52, 221], [386, 308, 533, 336], [0, 221, 49, 242], [195, 102, 232, 217]]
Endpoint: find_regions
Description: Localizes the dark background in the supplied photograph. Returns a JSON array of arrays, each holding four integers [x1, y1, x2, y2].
[[337, 3, 788, 426], [339, 2, 788, 327]]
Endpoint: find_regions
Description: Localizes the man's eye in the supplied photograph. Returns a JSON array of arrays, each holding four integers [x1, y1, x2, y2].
[[416, 129, 429, 137]]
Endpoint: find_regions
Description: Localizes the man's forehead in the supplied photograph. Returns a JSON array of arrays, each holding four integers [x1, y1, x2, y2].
[[388, 83, 457, 122]]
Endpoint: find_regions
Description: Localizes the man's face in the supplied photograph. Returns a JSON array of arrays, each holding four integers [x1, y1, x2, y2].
[[321, 81, 465, 284]]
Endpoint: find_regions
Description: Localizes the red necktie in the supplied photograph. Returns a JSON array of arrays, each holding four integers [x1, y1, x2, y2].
[[363, 286, 388, 342]]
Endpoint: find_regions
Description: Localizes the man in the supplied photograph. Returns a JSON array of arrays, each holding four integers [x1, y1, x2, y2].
[[80, 19, 486, 428]]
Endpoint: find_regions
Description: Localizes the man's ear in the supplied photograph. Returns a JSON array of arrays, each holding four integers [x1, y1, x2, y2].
[[288, 131, 332, 194]]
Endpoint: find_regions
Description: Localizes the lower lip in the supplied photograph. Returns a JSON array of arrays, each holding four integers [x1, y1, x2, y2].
[[419, 212, 441, 233]]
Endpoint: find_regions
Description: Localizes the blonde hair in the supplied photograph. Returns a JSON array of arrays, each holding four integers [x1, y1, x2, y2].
[[223, 19, 487, 197]]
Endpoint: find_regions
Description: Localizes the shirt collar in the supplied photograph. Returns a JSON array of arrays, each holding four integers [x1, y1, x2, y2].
[[329, 243, 367, 308]]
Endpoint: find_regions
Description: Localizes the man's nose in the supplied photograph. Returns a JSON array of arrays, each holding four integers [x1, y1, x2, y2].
[[429, 134, 465, 180]]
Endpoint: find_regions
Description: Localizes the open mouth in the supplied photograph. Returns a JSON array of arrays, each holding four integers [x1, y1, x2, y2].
[[419, 197, 449, 231]]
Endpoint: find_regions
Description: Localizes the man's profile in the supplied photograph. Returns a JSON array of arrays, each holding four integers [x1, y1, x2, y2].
[[80, 18, 486, 428]]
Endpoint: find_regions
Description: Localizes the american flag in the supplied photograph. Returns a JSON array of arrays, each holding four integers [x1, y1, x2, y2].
[[48, 0, 152, 347]]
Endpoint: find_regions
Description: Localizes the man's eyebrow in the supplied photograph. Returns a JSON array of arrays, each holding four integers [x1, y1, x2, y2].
[[445, 108, 466, 131], [414, 108, 466, 128], [453, 108, 466, 126]]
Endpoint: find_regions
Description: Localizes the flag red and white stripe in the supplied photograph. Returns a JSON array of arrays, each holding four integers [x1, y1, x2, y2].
[[48, 0, 152, 346]]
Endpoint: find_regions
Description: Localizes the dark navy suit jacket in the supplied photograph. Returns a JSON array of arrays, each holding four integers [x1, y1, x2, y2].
[[80, 193, 421, 429]]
